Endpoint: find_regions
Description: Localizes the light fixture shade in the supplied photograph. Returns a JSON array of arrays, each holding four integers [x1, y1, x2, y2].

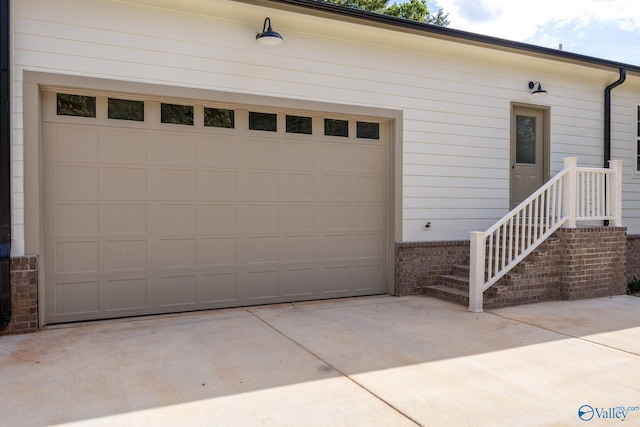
[[256, 17, 283, 46], [528, 81, 548, 96]]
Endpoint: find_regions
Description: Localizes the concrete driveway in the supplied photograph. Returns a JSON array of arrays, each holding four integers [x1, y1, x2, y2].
[[1, 295, 640, 426]]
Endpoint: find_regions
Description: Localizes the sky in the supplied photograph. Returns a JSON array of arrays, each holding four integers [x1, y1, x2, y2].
[[427, 0, 640, 65]]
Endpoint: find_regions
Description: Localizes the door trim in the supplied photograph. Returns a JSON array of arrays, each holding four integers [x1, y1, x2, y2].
[[510, 102, 550, 208]]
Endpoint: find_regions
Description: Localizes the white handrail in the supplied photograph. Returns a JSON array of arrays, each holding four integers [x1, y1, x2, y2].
[[469, 157, 623, 312]]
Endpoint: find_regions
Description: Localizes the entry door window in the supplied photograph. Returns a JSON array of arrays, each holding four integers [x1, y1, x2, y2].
[[516, 115, 537, 164]]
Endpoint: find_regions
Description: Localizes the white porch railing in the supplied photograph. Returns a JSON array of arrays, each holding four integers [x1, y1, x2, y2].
[[469, 157, 623, 312]]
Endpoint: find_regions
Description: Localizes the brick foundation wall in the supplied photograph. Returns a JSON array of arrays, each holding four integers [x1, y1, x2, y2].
[[626, 235, 640, 283], [488, 227, 627, 307], [0, 256, 38, 335], [397, 227, 627, 305], [556, 227, 627, 299], [395, 241, 469, 295], [488, 235, 564, 308]]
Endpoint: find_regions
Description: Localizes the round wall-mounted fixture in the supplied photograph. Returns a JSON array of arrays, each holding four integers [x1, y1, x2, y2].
[[256, 17, 283, 46], [528, 81, 548, 96]]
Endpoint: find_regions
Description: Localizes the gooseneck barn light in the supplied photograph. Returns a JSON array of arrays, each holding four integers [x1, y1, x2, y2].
[[256, 17, 283, 46], [528, 81, 548, 96]]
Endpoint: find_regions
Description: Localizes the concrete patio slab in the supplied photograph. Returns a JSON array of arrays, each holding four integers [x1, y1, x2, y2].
[[0, 307, 414, 427], [253, 295, 640, 426], [1, 295, 639, 426], [491, 295, 640, 356]]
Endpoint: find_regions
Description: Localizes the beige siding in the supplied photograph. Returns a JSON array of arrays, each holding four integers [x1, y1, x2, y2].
[[10, 0, 640, 258]]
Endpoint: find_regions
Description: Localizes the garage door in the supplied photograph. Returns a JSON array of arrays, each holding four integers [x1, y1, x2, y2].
[[42, 90, 389, 324]]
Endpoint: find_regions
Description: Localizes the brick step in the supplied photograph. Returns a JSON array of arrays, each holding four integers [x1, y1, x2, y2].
[[452, 264, 469, 276], [423, 284, 500, 308], [438, 274, 469, 292], [428, 236, 560, 309], [423, 284, 469, 306]]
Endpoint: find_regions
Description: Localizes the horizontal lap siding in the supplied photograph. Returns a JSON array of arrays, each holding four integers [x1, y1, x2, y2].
[[10, 0, 640, 252]]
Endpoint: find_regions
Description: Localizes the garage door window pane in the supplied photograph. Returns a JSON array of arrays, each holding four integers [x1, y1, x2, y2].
[[204, 108, 235, 128], [325, 119, 348, 137], [357, 121, 379, 139], [286, 115, 312, 134], [108, 98, 144, 121], [57, 94, 96, 118], [161, 103, 194, 125], [249, 112, 277, 132]]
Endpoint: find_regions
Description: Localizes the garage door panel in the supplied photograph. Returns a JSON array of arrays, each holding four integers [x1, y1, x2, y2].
[[318, 204, 352, 230], [240, 138, 280, 170], [243, 270, 279, 300], [45, 164, 99, 200], [354, 233, 383, 259], [156, 275, 197, 307], [44, 202, 100, 237], [198, 171, 238, 201], [353, 204, 384, 231], [282, 141, 315, 170], [198, 237, 238, 266], [280, 235, 315, 263], [53, 280, 100, 315], [246, 236, 279, 264], [101, 239, 147, 271], [151, 132, 198, 166], [103, 128, 148, 164], [353, 264, 384, 291], [353, 145, 386, 173], [43, 91, 390, 324], [354, 175, 385, 201], [156, 203, 197, 234], [241, 172, 279, 200], [197, 204, 237, 232], [158, 238, 197, 268], [102, 167, 147, 199], [151, 168, 197, 200], [316, 143, 351, 171], [280, 173, 314, 200], [102, 203, 148, 235], [282, 204, 314, 231], [105, 278, 148, 311], [199, 135, 238, 168], [46, 240, 100, 274], [280, 268, 315, 296], [318, 266, 352, 294], [247, 204, 279, 232], [43, 124, 99, 163], [320, 234, 352, 261], [197, 273, 238, 303], [318, 175, 351, 200]]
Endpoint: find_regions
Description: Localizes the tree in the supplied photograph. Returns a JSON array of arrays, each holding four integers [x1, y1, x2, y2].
[[320, 0, 450, 26]]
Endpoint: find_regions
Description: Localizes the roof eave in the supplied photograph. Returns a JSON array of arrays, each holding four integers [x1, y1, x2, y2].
[[235, 0, 640, 76]]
